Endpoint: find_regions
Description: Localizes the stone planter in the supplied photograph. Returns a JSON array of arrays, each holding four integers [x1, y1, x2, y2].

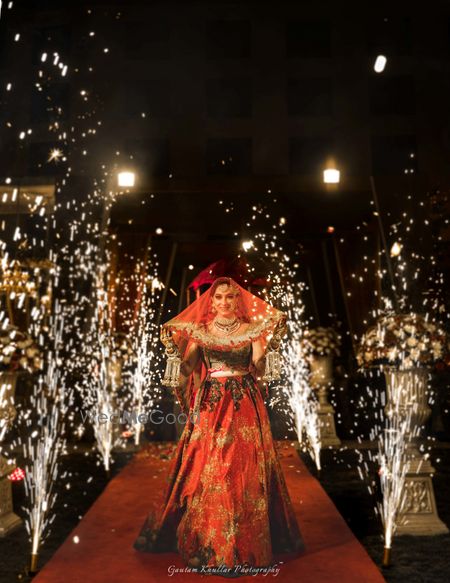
[[309, 355, 333, 387], [309, 355, 341, 448], [0, 372, 18, 441], [384, 368, 448, 535], [0, 371, 22, 536]]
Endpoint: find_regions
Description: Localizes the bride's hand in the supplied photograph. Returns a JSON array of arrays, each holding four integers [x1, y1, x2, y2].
[[161, 327, 175, 349]]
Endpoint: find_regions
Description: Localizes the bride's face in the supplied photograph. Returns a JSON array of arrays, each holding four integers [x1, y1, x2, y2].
[[212, 284, 238, 318]]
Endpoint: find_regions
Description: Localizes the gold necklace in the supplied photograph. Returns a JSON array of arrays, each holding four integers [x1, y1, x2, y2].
[[213, 317, 240, 335]]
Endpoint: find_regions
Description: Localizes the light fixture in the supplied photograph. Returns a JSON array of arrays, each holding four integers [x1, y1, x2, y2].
[[374, 55, 387, 73], [117, 171, 135, 188], [323, 168, 340, 184]]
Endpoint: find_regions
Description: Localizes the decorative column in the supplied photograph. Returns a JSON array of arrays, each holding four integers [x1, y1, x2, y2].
[[0, 371, 22, 536], [309, 355, 341, 448], [384, 368, 448, 535]]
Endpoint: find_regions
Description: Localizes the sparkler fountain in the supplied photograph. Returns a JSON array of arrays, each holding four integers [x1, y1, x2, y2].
[[234, 204, 323, 469], [130, 280, 157, 446], [275, 283, 322, 470], [375, 412, 412, 567], [84, 260, 119, 474], [22, 298, 72, 574]]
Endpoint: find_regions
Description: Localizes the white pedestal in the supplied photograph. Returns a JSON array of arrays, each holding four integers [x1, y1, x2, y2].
[[310, 356, 341, 448], [385, 368, 448, 536], [0, 456, 22, 537]]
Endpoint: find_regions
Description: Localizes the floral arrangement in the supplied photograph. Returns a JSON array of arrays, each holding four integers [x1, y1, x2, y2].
[[357, 313, 447, 369], [301, 326, 341, 357], [0, 325, 42, 373]]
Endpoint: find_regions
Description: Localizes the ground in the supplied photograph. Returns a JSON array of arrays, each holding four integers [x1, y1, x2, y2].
[[0, 442, 449, 583]]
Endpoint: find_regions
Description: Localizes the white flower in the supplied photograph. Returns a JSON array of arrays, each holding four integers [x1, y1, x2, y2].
[[387, 348, 398, 361], [33, 357, 43, 369]]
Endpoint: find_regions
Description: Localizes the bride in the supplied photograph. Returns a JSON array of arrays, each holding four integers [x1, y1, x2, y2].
[[134, 277, 303, 574]]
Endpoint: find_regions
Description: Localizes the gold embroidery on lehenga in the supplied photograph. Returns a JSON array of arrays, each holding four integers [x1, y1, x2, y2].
[[222, 516, 240, 546], [238, 425, 257, 443], [206, 482, 225, 494], [190, 425, 202, 441], [215, 428, 234, 448], [200, 374, 259, 412]]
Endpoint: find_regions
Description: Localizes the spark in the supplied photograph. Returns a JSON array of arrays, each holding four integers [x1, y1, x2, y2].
[[48, 148, 64, 163]]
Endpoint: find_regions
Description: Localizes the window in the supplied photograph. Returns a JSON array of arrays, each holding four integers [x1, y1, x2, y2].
[[369, 75, 415, 115], [122, 81, 171, 117], [30, 84, 70, 123], [38, 0, 63, 9], [124, 139, 170, 176], [120, 21, 170, 59], [286, 20, 331, 58], [448, 18, 450, 53], [287, 78, 332, 116], [206, 78, 252, 118], [206, 138, 252, 175], [368, 17, 412, 56], [289, 137, 334, 174], [371, 135, 417, 174], [206, 20, 251, 59]]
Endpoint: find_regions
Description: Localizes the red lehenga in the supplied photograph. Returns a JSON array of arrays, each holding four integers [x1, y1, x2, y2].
[[134, 278, 304, 572]]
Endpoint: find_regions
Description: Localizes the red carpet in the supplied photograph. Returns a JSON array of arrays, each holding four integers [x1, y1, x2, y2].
[[33, 442, 385, 582]]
